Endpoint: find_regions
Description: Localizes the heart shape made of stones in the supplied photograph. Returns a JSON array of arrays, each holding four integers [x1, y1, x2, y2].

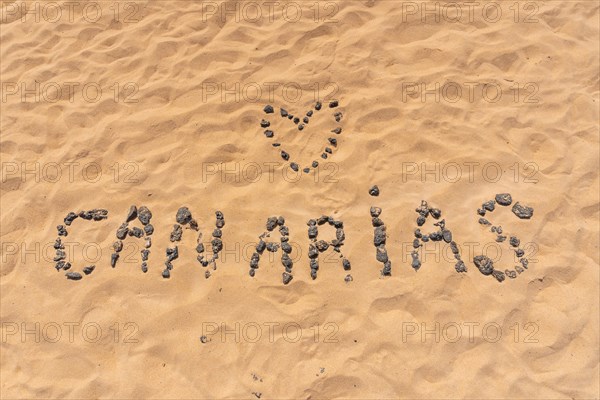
[[259, 100, 344, 173]]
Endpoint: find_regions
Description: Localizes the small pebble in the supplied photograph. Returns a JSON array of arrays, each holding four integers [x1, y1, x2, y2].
[[369, 185, 380, 196], [83, 265, 95, 275], [264, 105, 274, 114]]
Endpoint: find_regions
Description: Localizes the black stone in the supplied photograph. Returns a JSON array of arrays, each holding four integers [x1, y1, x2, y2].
[[260, 119, 270, 128], [290, 163, 299, 172], [515, 249, 525, 258], [293, 117, 300, 124], [281, 253, 293, 269], [166, 246, 178, 262], [111, 253, 119, 268], [162, 269, 170, 279], [310, 259, 319, 271], [416, 215, 426, 226], [492, 270, 505, 282], [370, 207, 382, 218], [266, 242, 279, 252], [138, 206, 152, 225], [264, 130, 274, 138], [64, 212, 78, 226], [144, 224, 154, 236], [328, 138, 337, 146], [303, 117, 309, 124], [212, 238, 223, 253], [57, 225, 68, 236], [281, 151, 290, 161], [116, 223, 128, 240], [329, 100, 339, 108], [129, 227, 143, 238], [141, 249, 150, 261], [482, 200, 496, 212], [411, 252, 421, 271], [381, 261, 392, 276], [512, 202, 534, 219], [83, 265, 95, 275], [266, 217, 278, 231], [282, 272, 293, 285], [170, 224, 183, 242], [369, 185, 380, 196], [280, 108, 288, 117], [495, 193, 512, 206], [316, 240, 329, 252], [321, 153, 328, 159], [308, 226, 318, 239], [496, 235, 506, 242], [343, 259, 351, 271], [176, 207, 192, 225], [303, 168, 310, 173], [196, 243, 205, 253], [334, 112, 343, 122], [126, 205, 137, 222], [479, 218, 491, 226], [279, 225, 289, 236], [307, 110, 313, 117], [312, 161, 319, 168], [331, 127, 342, 134], [325, 147, 332, 154], [264, 105, 274, 114], [66, 272, 82, 280], [376, 246, 388, 263], [298, 124, 304, 131], [455, 260, 467, 273], [374, 226, 386, 246], [473, 255, 494, 275], [429, 208, 441, 219], [429, 231, 443, 241], [442, 229, 452, 243], [308, 244, 318, 259], [212, 229, 222, 238], [315, 102, 322, 110], [281, 242, 292, 254], [450, 241, 459, 254]]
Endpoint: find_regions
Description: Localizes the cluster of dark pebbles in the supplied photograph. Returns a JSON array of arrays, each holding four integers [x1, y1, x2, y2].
[[55, 209, 108, 280], [249, 216, 295, 284], [163, 207, 225, 279], [369, 206, 391, 277], [260, 100, 343, 174], [475, 193, 532, 282], [412, 201, 466, 274], [307, 215, 351, 283], [113, 205, 153, 273]]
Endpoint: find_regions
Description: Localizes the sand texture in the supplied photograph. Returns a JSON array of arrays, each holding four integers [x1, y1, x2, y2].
[[1, 1, 599, 399]]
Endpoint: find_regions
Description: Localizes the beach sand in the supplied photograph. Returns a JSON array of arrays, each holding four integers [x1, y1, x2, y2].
[[1, 1, 599, 398]]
